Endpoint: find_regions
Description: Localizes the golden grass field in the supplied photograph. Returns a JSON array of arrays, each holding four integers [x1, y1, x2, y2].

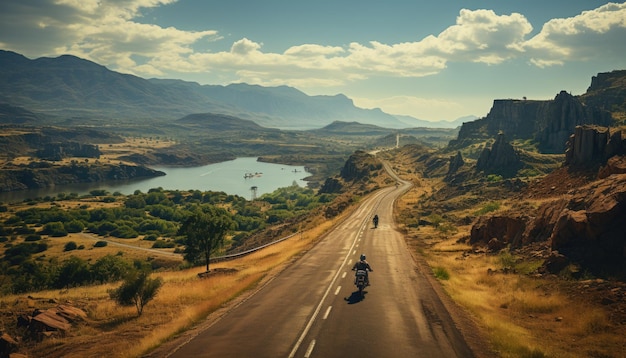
[[390, 151, 626, 358]]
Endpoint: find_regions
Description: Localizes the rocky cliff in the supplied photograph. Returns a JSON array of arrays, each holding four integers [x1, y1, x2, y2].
[[450, 78, 614, 154], [564, 125, 626, 168]]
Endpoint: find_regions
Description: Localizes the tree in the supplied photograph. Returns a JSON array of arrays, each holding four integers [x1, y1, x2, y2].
[[178, 206, 236, 273], [109, 270, 162, 316]]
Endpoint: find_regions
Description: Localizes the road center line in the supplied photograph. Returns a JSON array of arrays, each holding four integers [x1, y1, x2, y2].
[[334, 286, 341, 295], [288, 218, 368, 358], [304, 340, 316, 358], [323, 306, 332, 320]]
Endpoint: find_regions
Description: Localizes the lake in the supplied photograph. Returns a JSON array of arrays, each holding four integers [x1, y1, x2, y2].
[[0, 157, 310, 203]]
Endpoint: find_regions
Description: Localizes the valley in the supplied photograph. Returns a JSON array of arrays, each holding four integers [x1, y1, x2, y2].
[[0, 51, 625, 357]]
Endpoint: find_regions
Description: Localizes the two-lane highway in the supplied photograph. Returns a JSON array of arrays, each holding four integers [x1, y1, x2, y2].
[[167, 173, 474, 357]]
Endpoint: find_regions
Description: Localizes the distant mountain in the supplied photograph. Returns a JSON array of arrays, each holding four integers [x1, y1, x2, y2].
[[0, 50, 439, 130], [310, 121, 394, 136], [393, 114, 475, 129]]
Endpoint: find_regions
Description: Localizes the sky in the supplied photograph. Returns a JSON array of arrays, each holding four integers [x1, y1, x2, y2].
[[1, 0, 625, 123]]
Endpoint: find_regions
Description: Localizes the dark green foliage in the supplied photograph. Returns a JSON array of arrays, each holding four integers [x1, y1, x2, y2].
[[64, 241, 78, 251], [65, 220, 85, 233], [111, 225, 138, 238], [91, 255, 132, 284], [1, 185, 330, 293], [109, 270, 163, 316], [56, 256, 91, 289], [41, 221, 68, 237], [24, 234, 42, 242], [3, 242, 48, 265], [152, 239, 175, 248], [178, 206, 236, 272], [125, 195, 146, 209]]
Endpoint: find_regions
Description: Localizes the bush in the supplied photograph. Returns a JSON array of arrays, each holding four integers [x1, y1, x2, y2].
[[24, 234, 42, 242], [41, 221, 68, 237], [94, 240, 108, 247], [65, 220, 85, 233], [151, 239, 175, 249], [433, 267, 450, 280], [64, 241, 78, 251], [109, 271, 163, 316], [474, 201, 501, 216]]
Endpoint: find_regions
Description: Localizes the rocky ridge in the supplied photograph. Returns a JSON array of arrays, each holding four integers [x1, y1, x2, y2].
[[469, 125, 626, 278]]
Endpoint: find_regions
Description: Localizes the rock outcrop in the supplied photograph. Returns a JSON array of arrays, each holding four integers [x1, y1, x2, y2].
[[565, 125, 626, 168], [446, 151, 464, 178], [450, 85, 613, 154], [475, 133, 522, 176], [470, 173, 626, 276]]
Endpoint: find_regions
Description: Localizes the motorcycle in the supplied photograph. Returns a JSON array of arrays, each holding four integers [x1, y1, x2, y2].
[[354, 269, 368, 295], [373, 215, 379, 228]]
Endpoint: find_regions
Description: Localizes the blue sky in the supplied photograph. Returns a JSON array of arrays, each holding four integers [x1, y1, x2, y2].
[[1, 0, 625, 123]]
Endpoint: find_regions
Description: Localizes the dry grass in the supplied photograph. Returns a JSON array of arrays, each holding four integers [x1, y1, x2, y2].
[[1, 202, 342, 358], [390, 153, 626, 358], [421, 235, 624, 358]]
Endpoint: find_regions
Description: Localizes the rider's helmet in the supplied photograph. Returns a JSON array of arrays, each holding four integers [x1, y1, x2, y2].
[[360, 254, 366, 261]]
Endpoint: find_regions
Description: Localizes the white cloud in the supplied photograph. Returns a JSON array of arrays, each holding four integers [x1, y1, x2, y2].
[[524, 2, 626, 67], [1, 1, 624, 91]]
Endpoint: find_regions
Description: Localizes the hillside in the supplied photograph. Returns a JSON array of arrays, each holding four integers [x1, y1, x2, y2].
[[0, 50, 417, 130]]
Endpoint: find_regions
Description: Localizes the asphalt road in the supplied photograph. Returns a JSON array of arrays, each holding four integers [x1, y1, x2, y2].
[[167, 173, 475, 358]]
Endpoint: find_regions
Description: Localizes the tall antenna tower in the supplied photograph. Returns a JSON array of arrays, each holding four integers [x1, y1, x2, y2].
[[250, 186, 258, 200]]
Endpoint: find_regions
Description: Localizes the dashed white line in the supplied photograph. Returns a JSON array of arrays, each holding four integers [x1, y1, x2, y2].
[[304, 340, 316, 358], [341, 272, 346, 279], [323, 306, 332, 320], [334, 286, 341, 296]]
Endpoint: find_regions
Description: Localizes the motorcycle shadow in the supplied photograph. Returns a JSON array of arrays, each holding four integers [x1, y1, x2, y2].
[[345, 290, 367, 304]]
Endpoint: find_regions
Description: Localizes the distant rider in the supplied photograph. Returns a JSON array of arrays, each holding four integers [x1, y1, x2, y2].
[[352, 254, 373, 286], [373, 214, 379, 228]]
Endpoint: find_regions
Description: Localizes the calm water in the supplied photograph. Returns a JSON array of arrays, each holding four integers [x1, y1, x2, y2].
[[0, 157, 310, 203]]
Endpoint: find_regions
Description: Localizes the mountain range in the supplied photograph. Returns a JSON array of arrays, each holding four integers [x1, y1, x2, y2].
[[0, 50, 470, 130]]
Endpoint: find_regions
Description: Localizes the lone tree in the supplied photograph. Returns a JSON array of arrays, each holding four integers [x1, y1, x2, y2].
[[178, 206, 236, 273], [110, 270, 163, 316]]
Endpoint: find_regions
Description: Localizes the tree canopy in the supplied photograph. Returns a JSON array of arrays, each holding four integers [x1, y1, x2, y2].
[[178, 206, 236, 273]]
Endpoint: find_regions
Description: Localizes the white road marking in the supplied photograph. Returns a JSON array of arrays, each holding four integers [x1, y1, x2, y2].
[[304, 340, 316, 358], [334, 286, 341, 296], [288, 215, 366, 358], [323, 306, 332, 320]]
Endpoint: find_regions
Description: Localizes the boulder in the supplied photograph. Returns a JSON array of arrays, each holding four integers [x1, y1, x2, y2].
[[0, 333, 19, 357], [469, 215, 528, 249]]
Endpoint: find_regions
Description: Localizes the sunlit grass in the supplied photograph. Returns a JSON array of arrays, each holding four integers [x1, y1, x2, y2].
[[0, 208, 343, 358], [418, 232, 623, 358]]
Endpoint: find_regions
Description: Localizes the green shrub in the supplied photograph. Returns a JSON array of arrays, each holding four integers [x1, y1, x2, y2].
[[109, 271, 163, 316], [24, 234, 42, 242], [474, 201, 501, 216], [94, 240, 108, 248], [64, 241, 78, 251], [152, 240, 175, 249], [433, 267, 450, 280]]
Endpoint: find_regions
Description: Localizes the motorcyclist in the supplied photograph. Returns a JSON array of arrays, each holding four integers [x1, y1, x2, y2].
[[373, 214, 379, 228], [352, 254, 373, 286]]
